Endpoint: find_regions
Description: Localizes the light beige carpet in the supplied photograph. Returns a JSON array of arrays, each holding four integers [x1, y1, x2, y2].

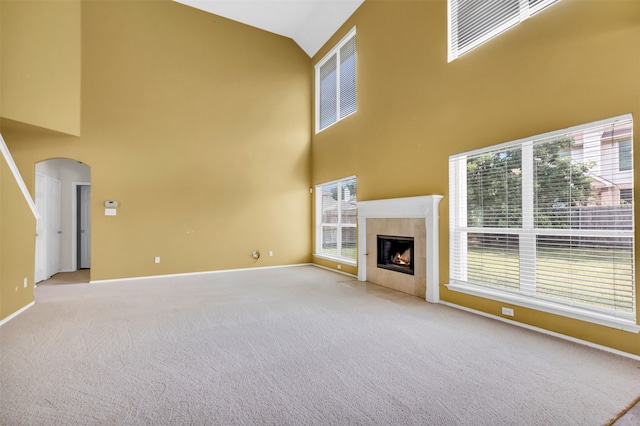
[[1, 266, 639, 425]]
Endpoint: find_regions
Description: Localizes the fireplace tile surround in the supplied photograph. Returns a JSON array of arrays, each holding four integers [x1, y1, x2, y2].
[[368, 219, 425, 296], [357, 195, 443, 303]]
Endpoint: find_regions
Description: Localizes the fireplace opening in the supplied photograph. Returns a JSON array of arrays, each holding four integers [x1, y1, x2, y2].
[[377, 235, 414, 275]]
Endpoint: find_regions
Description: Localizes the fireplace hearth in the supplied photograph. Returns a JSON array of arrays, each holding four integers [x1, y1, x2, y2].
[[377, 235, 414, 275]]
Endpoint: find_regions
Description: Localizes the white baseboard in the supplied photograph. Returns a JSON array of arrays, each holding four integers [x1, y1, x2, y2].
[[89, 263, 314, 284], [439, 301, 640, 361], [0, 302, 35, 328]]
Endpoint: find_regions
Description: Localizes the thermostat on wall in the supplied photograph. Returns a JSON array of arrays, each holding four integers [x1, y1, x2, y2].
[[104, 201, 118, 208]]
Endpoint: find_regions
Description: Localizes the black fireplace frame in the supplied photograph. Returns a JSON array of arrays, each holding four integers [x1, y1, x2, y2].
[[377, 235, 415, 275]]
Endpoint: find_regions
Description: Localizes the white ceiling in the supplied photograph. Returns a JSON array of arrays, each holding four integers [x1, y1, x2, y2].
[[173, 0, 364, 57]]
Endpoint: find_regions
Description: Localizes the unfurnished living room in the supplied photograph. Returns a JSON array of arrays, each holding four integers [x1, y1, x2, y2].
[[0, 0, 639, 424]]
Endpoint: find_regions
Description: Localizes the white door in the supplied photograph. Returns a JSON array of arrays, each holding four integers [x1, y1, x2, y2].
[[79, 185, 91, 269], [45, 176, 61, 279], [34, 174, 46, 283]]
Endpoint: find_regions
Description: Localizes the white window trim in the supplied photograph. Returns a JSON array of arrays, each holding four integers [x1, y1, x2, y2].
[[314, 175, 357, 266], [448, 0, 558, 62], [314, 27, 356, 134], [448, 114, 638, 333]]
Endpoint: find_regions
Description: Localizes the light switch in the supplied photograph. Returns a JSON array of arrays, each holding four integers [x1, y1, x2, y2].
[[105, 208, 117, 216]]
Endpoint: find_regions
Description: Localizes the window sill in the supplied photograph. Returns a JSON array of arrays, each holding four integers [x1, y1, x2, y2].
[[313, 253, 357, 267], [446, 281, 640, 333]]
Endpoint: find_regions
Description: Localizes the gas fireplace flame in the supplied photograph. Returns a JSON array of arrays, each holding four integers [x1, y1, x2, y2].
[[392, 249, 411, 266]]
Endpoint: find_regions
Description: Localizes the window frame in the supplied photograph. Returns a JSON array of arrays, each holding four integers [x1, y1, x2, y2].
[[448, 114, 638, 333], [314, 176, 357, 266], [447, 0, 559, 62], [314, 27, 357, 134]]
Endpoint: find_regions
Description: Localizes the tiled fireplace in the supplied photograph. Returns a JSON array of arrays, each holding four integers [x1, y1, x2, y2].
[[357, 196, 443, 303]]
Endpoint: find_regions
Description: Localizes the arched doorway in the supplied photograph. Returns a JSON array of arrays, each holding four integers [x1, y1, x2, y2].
[[34, 158, 91, 283]]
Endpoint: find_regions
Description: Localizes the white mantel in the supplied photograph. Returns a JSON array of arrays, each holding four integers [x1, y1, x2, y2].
[[357, 195, 443, 303]]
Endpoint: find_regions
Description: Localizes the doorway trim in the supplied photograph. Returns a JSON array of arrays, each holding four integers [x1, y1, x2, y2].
[[71, 181, 90, 271]]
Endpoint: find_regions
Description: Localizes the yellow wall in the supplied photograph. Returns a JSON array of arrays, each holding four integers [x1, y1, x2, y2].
[[2, 0, 312, 283], [311, 0, 640, 355], [0, 152, 35, 321], [0, 0, 81, 136]]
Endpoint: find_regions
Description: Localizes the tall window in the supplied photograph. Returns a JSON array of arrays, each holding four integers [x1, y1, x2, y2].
[[449, 115, 636, 330], [315, 28, 356, 133], [448, 0, 559, 62], [315, 176, 357, 263]]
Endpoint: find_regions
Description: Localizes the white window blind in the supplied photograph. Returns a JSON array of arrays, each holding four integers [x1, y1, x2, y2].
[[449, 115, 635, 328], [316, 28, 356, 132], [316, 176, 357, 262], [318, 55, 338, 130], [448, 0, 559, 62]]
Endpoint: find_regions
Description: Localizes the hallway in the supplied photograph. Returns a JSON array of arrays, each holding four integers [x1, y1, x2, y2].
[[37, 269, 89, 286]]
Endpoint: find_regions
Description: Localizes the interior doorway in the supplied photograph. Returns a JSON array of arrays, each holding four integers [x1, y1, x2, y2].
[[76, 184, 91, 269], [34, 173, 61, 283], [34, 159, 91, 283]]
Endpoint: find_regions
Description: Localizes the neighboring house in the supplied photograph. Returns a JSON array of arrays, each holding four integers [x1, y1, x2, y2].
[[570, 124, 633, 207]]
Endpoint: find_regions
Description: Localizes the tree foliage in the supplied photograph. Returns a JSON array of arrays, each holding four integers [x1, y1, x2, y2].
[[329, 180, 357, 202], [467, 137, 593, 228]]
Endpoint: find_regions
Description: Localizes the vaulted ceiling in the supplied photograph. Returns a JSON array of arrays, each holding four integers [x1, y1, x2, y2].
[[173, 0, 364, 57]]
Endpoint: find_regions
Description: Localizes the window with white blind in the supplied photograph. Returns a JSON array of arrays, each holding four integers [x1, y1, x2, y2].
[[315, 28, 356, 133], [448, 0, 559, 62], [449, 115, 637, 331], [315, 176, 357, 264]]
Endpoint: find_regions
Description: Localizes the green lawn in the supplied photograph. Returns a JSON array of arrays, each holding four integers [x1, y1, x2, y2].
[[322, 244, 634, 312], [467, 247, 634, 312], [321, 246, 357, 260]]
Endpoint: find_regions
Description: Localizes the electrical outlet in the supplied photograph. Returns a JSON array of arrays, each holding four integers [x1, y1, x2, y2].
[[269, 250, 273, 257], [154, 257, 160, 264], [501, 307, 514, 316], [24, 278, 28, 288], [337, 265, 342, 270]]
